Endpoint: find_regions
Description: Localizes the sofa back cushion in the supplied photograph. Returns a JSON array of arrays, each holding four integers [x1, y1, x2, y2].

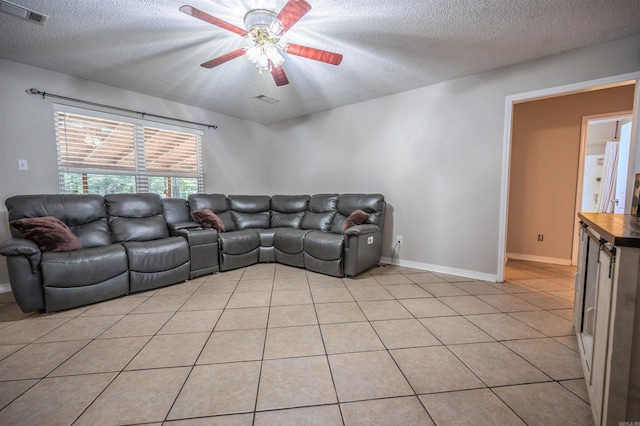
[[5, 194, 112, 248], [228, 195, 271, 230], [330, 193, 386, 234], [271, 195, 310, 228], [188, 194, 236, 232], [105, 193, 170, 242], [301, 194, 338, 232], [161, 198, 191, 225]]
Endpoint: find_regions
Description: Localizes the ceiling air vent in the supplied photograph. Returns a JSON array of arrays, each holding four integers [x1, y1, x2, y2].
[[0, 0, 48, 25], [255, 95, 279, 104]]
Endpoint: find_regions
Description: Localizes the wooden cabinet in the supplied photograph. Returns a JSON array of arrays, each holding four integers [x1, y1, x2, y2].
[[575, 213, 640, 425]]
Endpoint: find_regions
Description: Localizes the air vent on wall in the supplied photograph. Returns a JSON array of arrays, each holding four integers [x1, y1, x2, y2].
[[255, 95, 279, 104], [0, 0, 47, 25]]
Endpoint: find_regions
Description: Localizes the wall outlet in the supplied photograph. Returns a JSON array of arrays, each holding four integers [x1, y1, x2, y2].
[[537, 234, 544, 242], [396, 235, 403, 245]]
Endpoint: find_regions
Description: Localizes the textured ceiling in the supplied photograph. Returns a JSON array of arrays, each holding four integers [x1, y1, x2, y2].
[[1, 0, 640, 124]]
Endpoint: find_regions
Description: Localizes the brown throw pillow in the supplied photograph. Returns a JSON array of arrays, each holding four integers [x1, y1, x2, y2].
[[10, 216, 82, 252], [192, 209, 225, 232], [342, 209, 370, 233]]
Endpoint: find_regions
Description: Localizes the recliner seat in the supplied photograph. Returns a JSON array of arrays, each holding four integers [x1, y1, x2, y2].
[[105, 193, 190, 293], [1, 194, 129, 312]]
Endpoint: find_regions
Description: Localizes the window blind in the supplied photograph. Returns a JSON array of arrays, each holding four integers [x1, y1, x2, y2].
[[54, 107, 204, 197]]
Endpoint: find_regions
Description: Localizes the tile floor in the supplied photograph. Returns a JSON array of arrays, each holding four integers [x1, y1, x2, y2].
[[0, 260, 594, 425]]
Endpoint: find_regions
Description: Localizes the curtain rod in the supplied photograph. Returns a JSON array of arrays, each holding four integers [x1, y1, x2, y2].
[[26, 88, 218, 129]]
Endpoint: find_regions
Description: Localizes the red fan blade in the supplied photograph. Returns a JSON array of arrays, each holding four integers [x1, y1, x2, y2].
[[275, 0, 312, 34], [180, 5, 247, 36], [270, 63, 289, 86], [284, 43, 343, 65], [201, 49, 245, 68]]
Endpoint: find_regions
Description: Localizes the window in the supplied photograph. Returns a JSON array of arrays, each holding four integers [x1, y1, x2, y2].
[[54, 105, 204, 198]]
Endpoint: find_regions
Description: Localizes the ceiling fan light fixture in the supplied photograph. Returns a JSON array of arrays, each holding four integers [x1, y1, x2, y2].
[[243, 9, 286, 72], [265, 44, 285, 68], [181, 0, 341, 86], [257, 53, 270, 70], [245, 45, 262, 63]]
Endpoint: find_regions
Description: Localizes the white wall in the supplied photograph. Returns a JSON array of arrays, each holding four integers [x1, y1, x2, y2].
[[2, 34, 640, 286], [582, 156, 605, 212], [0, 58, 268, 284], [266, 34, 640, 280]]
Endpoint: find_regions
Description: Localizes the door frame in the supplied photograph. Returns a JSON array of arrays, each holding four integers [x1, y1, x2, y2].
[[572, 111, 633, 265], [497, 71, 640, 282]]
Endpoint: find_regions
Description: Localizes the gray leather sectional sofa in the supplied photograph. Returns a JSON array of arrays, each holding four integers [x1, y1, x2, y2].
[[1, 192, 385, 313]]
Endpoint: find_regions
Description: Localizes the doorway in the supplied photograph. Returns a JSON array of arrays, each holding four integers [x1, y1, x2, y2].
[[578, 113, 633, 214], [572, 113, 633, 264], [505, 84, 635, 267], [498, 73, 640, 282]]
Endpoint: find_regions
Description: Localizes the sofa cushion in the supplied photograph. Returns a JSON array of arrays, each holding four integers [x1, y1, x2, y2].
[[228, 195, 271, 230], [218, 229, 260, 255], [5, 194, 112, 248], [258, 229, 276, 247], [161, 198, 192, 224], [303, 230, 344, 261], [122, 237, 190, 273], [301, 212, 335, 231], [10, 216, 82, 252], [272, 211, 305, 229], [273, 228, 311, 254], [106, 193, 164, 217], [192, 209, 225, 232], [106, 194, 170, 242], [271, 195, 309, 228], [309, 193, 338, 212], [331, 194, 386, 233], [342, 209, 371, 233], [301, 194, 338, 231], [188, 194, 237, 232], [232, 211, 271, 229], [41, 244, 128, 287], [272, 195, 310, 213], [109, 215, 170, 242]]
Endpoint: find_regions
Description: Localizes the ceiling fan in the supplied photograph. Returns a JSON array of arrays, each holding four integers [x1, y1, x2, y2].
[[180, 0, 343, 86]]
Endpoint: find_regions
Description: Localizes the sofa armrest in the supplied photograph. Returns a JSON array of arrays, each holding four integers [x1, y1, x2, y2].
[[343, 226, 383, 276], [168, 222, 206, 242], [168, 221, 203, 232], [171, 227, 219, 245], [344, 224, 380, 236], [0, 238, 45, 312], [0, 238, 41, 273], [0, 237, 40, 256]]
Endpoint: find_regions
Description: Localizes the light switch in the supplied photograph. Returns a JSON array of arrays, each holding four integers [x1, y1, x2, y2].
[[18, 159, 29, 170]]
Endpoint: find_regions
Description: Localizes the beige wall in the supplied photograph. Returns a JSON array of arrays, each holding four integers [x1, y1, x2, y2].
[[507, 85, 635, 262]]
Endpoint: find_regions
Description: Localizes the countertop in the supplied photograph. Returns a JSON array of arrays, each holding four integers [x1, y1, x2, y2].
[[578, 212, 640, 248]]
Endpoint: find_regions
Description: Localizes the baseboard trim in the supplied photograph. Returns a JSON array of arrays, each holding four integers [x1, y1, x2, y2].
[[379, 257, 498, 282], [0, 283, 12, 293], [506, 253, 572, 266]]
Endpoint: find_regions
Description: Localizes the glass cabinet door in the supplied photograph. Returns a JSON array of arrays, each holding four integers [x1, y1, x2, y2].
[[580, 235, 601, 372]]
